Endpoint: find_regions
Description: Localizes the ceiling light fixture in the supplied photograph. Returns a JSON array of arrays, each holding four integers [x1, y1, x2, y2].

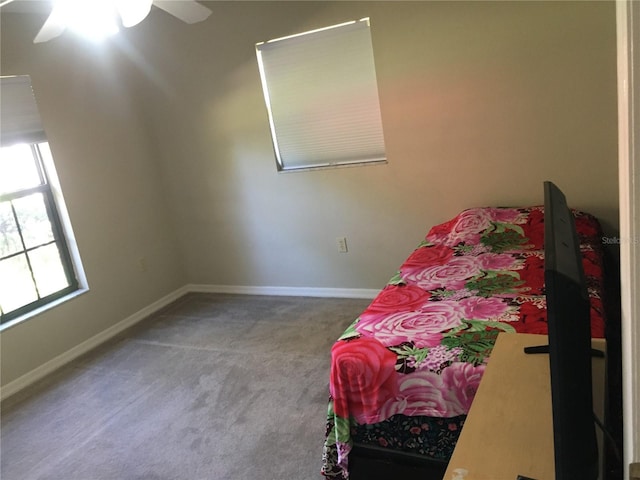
[[0, 0, 213, 44], [53, 0, 120, 42]]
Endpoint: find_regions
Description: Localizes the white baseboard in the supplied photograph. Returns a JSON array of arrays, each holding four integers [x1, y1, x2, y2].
[[187, 283, 380, 299], [0, 284, 378, 401], [0, 286, 190, 401]]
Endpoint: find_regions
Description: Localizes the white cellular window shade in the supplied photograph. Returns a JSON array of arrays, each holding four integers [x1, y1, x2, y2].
[[0, 76, 47, 147], [256, 18, 386, 171]]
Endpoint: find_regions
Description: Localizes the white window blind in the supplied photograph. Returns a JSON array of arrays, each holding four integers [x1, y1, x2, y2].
[[256, 18, 386, 171], [0, 76, 47, 147]]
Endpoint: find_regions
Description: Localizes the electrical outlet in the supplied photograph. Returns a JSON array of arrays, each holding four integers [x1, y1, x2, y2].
[[336, 237, 348, 253], [137, 257, 148, 272]]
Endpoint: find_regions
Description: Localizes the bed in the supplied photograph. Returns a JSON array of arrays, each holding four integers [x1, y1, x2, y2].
[[321, 204, 608, 480]]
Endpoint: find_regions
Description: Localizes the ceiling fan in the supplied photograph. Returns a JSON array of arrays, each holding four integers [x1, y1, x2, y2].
[[0, 0, 213, 43]]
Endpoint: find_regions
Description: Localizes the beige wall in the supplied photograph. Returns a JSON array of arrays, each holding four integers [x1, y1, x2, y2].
[[0, 1, 618, 388], [0, 15, 187, 386], [126, 1, 618, 289]]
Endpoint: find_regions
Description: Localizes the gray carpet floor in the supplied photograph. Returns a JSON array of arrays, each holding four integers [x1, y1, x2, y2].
[[0, 293, 371, 480]]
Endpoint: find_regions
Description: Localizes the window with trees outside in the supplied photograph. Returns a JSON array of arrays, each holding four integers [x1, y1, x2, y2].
[[0, 76, 83, 325]]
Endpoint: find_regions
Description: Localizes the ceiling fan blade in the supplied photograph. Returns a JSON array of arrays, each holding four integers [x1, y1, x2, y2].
[[116, 0, 153, 28], [152, 1, 212, 24], [33, 8, 67, 43]]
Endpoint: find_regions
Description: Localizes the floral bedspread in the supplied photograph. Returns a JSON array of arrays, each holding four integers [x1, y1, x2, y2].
[[321, 206, 606, 479]]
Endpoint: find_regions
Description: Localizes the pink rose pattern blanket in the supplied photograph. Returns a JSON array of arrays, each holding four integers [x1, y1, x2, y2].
[[321, 206, 606, 479]]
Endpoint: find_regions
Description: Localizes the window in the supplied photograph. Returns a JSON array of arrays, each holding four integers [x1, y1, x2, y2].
[[256, 18, 386, 171], [0, 76, 83, 325]]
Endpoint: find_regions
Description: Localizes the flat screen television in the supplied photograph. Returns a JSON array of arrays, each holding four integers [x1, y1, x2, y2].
[[543, 180, 599, 480]]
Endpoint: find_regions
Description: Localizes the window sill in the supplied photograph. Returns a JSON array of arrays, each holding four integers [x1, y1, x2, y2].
[[0, 287, 90, 332]]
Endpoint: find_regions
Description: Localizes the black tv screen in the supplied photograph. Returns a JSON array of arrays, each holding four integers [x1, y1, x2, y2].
[[544, 181, 598, 480]]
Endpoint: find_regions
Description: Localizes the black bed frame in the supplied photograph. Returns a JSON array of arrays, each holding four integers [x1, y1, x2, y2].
[[350, 443, 448, 480]]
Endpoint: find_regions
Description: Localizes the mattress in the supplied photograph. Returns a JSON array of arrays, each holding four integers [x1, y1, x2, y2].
[[321, 206, 607, 479]]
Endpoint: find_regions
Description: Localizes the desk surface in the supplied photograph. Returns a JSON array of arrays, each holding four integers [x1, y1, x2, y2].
[[443, 333, 606, 480]]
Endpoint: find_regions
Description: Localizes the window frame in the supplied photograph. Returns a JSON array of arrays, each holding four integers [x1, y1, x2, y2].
[[256, 18, 387, 172], [0, 142, 79, 324]]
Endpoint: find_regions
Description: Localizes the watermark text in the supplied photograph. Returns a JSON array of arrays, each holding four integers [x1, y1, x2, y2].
[[602, 236, 640, 245]]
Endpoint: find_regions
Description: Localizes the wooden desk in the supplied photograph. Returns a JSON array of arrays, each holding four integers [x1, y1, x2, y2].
[[443, 333, 606, 480]]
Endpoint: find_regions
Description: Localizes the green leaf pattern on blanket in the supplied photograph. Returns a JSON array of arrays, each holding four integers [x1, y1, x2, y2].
[[441, 320, 516, 365], [480, 222, 529, 253], [387, 320, 516, 371], [338, 319, 360, 341], [387, 271, 404, 286], [388, 343, 430, 364], [465, 270, 526, 297], [325, 408, 351, 448]]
